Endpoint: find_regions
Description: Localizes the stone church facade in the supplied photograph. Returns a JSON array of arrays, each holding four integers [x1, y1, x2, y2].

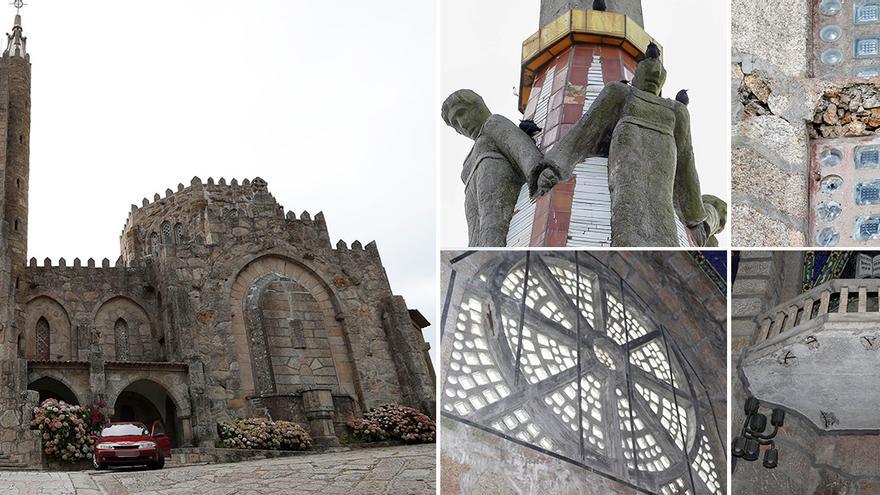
[[0, 14, 434, 466]]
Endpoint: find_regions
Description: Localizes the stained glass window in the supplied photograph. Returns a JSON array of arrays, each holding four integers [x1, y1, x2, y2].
[[856, 146, 880, 167], [442, 253, 723, 494], [115, 318, 130, 361], [160, 221, 172, 243], [856, 1, 880, 24], [174, 223, 184, 243], [36, 317, 49, 360], [856, 37, 880, 58], [855, 216, 880, 240], [857, 181, 880, 205]]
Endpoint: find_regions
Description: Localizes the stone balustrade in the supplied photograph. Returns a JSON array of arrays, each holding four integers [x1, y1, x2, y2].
[[754, 279, 880, 345]]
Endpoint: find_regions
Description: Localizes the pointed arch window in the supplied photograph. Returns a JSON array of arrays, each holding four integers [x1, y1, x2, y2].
[[115, 318, 130, 361], [150, 233, 159, 257], [36, 317, 50, 360], [442, 253, 723, 495], [160, 221, 172, 244], [174, 223, 184, 243]]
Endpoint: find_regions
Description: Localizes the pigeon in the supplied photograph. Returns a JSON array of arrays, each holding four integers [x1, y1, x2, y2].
[[593, 0, 607, 11], [646, 42, 661, 60], [519, 119, 542, 138], [676, 89, 690, 106]]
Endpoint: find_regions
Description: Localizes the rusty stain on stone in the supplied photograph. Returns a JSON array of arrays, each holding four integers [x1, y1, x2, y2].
[[196, 311, 215, 322]]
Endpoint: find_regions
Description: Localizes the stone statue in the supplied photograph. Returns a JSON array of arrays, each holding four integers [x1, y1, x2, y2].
[[701, 194, 727, 247], [546, 44, 725, 246], [442, 90, 561, 246], [443, 44, 725, 247]]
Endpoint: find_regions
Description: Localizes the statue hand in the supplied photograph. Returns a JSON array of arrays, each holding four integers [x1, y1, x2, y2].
[[536, 167, 559, 197], [688, 222, 709, 247], [528, 159, 562, 198]]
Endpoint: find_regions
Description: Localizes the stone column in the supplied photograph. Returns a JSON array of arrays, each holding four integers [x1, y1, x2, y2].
[[179, 416, 193, 446], [301, 388, 338, 446], [185, 358, 214, 447], [87, 323, 106, 405]]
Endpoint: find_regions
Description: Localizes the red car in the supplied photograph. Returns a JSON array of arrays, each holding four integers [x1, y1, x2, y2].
[[92, 421, 171, 470]]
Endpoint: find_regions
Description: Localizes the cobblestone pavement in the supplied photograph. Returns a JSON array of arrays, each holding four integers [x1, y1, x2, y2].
[[0, 444, 435, 495]]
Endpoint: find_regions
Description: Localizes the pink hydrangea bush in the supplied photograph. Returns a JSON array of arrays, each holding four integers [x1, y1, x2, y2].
[[347, 404, 435, 443], [30, 399, 109, 463], [216, 418, 312, 451]]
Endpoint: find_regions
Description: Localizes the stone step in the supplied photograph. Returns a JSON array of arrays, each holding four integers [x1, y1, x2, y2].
[[0, 464, 38, 471]]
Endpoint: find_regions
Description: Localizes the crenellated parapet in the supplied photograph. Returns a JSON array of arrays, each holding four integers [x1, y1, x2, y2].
[[333, 239, 382, 261], [120, 176, 332, 263], [28, 256, 126, 269]]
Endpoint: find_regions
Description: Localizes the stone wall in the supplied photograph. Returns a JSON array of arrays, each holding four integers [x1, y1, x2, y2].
[[118, 178, 434, 423], [812, 85, 880, 138], [732, 251, 880, 493], [24, 263, 159, 362], [441, 417, 644, 495], [731, 0, 812, 246], [731, 0, 880, 247]]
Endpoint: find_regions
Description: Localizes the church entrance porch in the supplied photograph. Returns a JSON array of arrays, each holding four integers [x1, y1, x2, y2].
[[105, 364, 193, 448], [113, 380, 180, 448]]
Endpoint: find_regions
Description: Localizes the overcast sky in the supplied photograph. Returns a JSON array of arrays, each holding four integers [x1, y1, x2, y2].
[[439, 0, 731, 247], [19, 1, 436, 361]]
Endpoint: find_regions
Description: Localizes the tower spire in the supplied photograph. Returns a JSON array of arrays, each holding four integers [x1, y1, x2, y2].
[[4, 0, 26, 58]]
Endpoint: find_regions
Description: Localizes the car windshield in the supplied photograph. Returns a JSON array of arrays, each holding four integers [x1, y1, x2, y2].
[[100, 424, 149, 437]]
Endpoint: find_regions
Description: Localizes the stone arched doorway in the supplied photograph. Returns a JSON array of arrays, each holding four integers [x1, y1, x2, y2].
[[28, 377, 79, 405], [228, 256, 360, 405], [113, 380, 180, 447]]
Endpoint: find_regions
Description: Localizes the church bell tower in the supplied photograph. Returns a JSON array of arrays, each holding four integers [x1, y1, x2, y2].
[[0, 5, 31, 375], [507, 0, 673, 247]]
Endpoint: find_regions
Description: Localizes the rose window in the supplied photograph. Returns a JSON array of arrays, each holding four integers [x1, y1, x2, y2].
[[442, 253, 723, 495]]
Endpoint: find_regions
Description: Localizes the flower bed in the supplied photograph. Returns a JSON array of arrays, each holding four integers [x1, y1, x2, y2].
[[347, 404, 435, 443], [216, 418, 312, 451], [30, 399, 109, 463]]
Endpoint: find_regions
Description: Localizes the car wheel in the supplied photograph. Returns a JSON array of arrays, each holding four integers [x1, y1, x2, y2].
[[92, 456, 106, 471], [150, 451, 165, 470]]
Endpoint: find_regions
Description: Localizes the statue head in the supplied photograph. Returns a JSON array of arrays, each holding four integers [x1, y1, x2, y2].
[[442, 89, 492, 140], [632, 43, 667, 96]]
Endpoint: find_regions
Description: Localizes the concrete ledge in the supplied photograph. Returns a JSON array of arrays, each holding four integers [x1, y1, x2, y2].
[[167, 440, 414, 466]]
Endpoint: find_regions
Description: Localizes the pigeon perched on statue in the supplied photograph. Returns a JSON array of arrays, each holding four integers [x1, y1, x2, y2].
[[519, 119, 542, 138], [593, 0, 607, 11], [676, 89, 690, 106], [646, 42, 661, 60]]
